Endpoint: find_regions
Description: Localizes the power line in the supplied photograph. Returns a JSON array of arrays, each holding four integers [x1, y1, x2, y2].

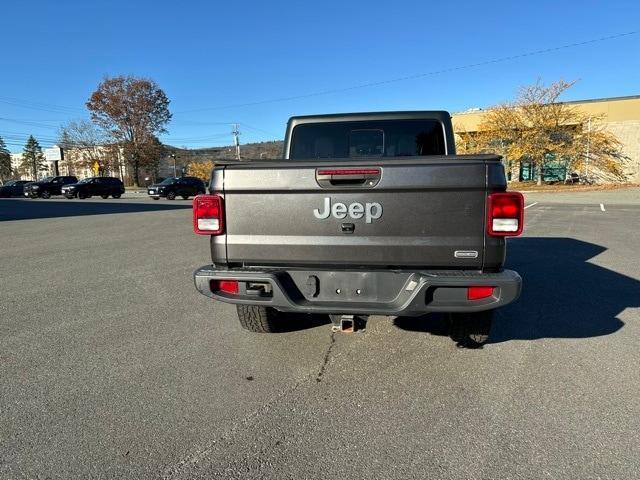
[[0, 96, 85, 114], [174, 31, 638, 114], [239, 122, 280, 138], [0, 117, 64, 130]]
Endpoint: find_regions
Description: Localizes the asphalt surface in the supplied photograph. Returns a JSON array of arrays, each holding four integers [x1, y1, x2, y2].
[[1, 189, 639, 479]]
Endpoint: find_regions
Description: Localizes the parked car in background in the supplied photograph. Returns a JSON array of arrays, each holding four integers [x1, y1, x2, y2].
[[147, 176, 206, 200], [0, 180, 32, 197], [23, 176, 78, 199], [62, 177, 125, 199]]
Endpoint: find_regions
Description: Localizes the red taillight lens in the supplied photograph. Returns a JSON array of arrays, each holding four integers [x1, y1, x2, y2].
[[193, 194, 224, 235], [467, 286, 495, 300], [211, 280, 239, 295], [487, 192, 524, 237]]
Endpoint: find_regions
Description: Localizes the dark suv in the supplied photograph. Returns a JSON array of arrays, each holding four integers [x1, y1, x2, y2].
[[147, 176, 206, 200], [0, 180, 32, 197], [62, 177, 125, 199], [24, 176, 78, 199]]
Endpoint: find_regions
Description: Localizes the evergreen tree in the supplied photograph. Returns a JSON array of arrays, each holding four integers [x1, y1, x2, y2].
[[21, 136, 46, 179], [0, 136, 11, 180]]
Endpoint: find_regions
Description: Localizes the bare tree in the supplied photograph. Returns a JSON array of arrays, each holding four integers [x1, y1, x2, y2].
[[86, 76, 171, 186], [58, 120, 117, 176]]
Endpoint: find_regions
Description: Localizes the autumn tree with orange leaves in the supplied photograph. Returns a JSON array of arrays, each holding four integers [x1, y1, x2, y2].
[[456, 80, 626, 184], [87, 76, 172, 186], [187, 160, 215, 181]]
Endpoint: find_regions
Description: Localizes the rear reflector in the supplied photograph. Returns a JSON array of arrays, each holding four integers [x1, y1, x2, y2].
[[487, 192, 524, 237], [211, 280, 239, 295], [193, 194, 224, 235], [467, 286, 495, 300]]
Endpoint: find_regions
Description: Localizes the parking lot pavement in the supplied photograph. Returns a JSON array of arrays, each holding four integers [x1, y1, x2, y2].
[[1, 193, 639, 479], [524, 186, 640, 205]]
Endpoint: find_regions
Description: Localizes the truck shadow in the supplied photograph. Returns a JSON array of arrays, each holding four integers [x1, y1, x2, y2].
[[272, 312, 331, 333], [0, 198, 191, 221], [394, 237, 639, 344]]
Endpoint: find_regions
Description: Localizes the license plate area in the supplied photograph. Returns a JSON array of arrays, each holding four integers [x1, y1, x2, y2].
[[288, 270, 413, 303]]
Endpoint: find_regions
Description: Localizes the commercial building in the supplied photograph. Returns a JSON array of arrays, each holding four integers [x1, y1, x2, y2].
[[452, 95, 640, 182], [9, 146, 178, 184]]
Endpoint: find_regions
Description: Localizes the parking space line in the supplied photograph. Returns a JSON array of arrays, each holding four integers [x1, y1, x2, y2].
[[600, 203, 606, 212], [524, 202, 538, 209]]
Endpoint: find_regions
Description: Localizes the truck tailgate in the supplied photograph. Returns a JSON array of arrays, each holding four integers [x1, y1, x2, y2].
[[218, 157, 496, 269]]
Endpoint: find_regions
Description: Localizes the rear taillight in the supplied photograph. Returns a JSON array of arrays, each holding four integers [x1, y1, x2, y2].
[[210, 280, 239, 294], [487, 192, 524, 237], [193, 194, 224, 235]]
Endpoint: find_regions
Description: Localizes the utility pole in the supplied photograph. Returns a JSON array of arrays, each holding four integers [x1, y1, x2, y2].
[[232, 124, 241, 160]]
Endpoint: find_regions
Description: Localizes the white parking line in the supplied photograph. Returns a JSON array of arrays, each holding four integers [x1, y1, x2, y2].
[[600, 203, 606, 212], [524, 202, 538, 209]]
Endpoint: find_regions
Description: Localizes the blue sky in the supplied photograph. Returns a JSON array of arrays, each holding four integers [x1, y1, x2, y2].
[[1, 0, 638, 152]]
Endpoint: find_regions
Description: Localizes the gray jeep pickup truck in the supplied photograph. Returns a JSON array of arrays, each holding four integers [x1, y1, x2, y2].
[[193, 111, 523, 346]]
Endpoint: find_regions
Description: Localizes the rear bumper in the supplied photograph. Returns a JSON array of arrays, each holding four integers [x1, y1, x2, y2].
[[194, 266, 522, 316]]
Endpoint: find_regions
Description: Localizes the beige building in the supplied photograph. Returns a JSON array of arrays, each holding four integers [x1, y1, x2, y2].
[[9, 146, 177, 185], [452, 95, 640, 182]]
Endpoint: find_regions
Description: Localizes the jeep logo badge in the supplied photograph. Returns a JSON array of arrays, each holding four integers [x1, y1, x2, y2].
[[313, 197, 382, 223]]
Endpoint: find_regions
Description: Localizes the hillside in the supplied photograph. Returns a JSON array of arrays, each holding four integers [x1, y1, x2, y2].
[[168, 140, 284, 163]]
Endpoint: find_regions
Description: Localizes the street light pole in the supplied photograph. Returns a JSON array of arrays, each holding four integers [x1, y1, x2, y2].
[[170, 153, 177, 177]]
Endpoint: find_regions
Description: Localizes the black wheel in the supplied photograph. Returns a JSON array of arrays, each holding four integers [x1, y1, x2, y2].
[[41, 190, 51, 199], [151, 197, 159, 200], [112, 193, 121, 199], [78, 191, 87, 199], [236, 305, 282, 333], [181, 194, 189, 200], [100, 194, 109, 199], [449, 310, 494, 348], [166, 191, 176, 200]]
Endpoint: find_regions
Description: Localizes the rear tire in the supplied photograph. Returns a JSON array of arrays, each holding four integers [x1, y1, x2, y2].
[[167, 191, 176, 200], [449, 310, 494, 348], [112, 193, 121, 199], [181, 195, 189, 200], [101, 194, 109, 199], [236, 305, 282, 333]]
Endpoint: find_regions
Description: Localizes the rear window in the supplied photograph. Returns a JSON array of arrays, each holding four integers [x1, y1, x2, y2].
[[290, 119, 445, 160]]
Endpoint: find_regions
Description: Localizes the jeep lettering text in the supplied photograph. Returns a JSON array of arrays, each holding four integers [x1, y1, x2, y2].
[[313, 197, 383, 223]]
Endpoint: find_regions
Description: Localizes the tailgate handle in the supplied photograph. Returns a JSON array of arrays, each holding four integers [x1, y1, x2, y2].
[[316, 168, 381, 188]]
